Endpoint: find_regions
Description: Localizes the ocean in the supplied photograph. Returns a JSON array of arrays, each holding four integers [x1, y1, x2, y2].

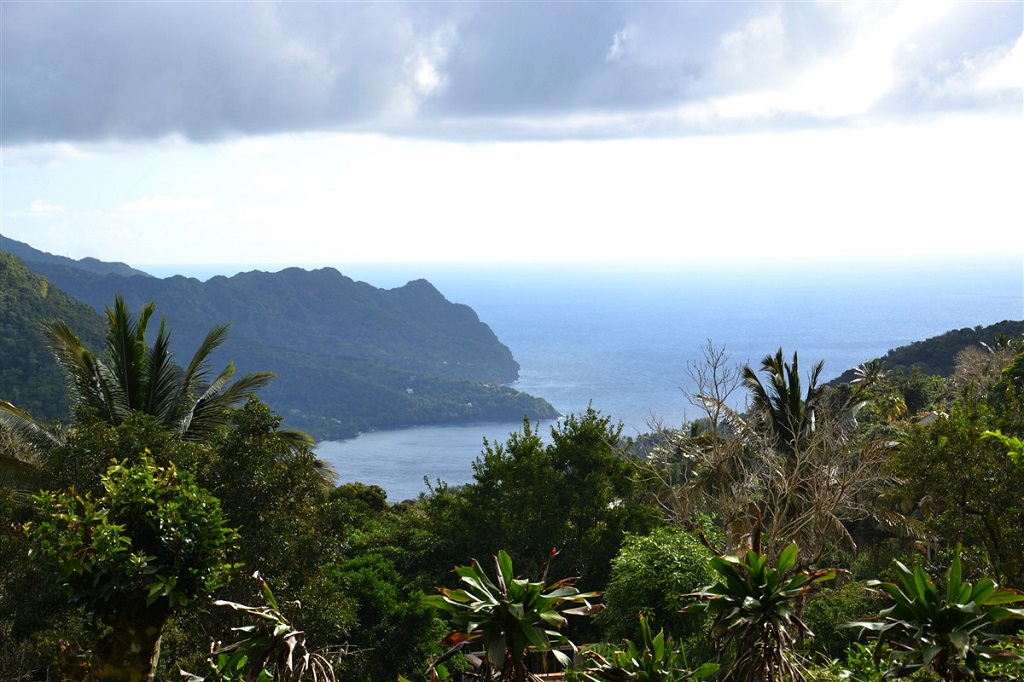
[[150, 257, 1024, 502]]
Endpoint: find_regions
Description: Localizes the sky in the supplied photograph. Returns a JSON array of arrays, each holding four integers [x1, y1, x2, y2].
[[1, 1, 1022, 269]]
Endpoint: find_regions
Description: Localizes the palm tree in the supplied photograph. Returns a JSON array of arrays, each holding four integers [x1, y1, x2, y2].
[[0, 422, 47, 491], [742, 348, 824, 455], [0, 294, 275, 460]]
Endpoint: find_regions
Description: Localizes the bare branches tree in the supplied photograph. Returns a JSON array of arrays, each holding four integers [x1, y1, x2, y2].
[[684, 339, 744, 438], [636, 342, 919, 568]]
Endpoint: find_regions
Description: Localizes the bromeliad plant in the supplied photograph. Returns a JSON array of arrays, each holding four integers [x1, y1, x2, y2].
[[423, 548, 602, 682], [684, 542, 835, 682], [582, 614, 718, 682], [845, 546, 1024, 681]]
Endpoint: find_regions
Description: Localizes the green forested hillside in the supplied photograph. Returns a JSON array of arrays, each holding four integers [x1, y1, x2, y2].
[[831, 319, 1024, 384], [0, 252, 106, 420], [2, 244, 557, 439], [22, 264, 521, 383], [248, 342, 556, 438]]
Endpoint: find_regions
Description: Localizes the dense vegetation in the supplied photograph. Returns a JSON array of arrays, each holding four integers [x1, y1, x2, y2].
[[830, 320, 1024, 383], [0, 251, 107, 420], [1, 243, 558, 438], [2, 249, 1023, 680]]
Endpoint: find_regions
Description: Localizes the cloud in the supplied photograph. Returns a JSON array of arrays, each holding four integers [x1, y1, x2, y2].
[[0, 1, 1019, 144], [118, 195, 214, 215], [979, 33, 1024, 91], [605, 26, 634, 64], [710, 1, 962, 119], [4, 200, 66, 218]]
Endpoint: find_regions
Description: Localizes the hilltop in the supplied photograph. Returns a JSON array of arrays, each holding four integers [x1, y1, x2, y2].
[[831, 319, 1024, 384], [0, 243, 558, 439]]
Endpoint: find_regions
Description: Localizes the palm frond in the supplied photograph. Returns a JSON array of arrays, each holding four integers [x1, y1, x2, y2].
[[0, 400, 65, 455], [183, 369, 276, 440], [104, 295, 154, 412], [47, 320, 118, 423], [143, 317, 183, 426], [12, 297, 278, 453], [180, 323, 231, 391], [0, 451, 45, 492], [0, 403, 57, 491], [278, 427, 315, 449]]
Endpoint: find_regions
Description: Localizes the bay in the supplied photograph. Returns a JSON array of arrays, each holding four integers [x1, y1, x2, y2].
[[312, 256, 1024, 502]]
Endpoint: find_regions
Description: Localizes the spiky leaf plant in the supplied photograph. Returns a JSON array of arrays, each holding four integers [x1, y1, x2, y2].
[[684, 542, 834, 682], [845, 546, 1024, 681], [582, 613, 718, 682], [423, 548, 602, 682]]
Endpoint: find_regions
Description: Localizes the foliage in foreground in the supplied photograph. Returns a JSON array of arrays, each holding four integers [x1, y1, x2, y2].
[[0, 294, 275, 461], [685, 542, 835, 682], [424, 549, 602, 682], [598, 525, 714, 647], [181, 572, 338, 682], [846, 547, 1024, 681], [893, 394, 1024, 587], [27, 454, 237, 681], [582, 614, 718, 682]]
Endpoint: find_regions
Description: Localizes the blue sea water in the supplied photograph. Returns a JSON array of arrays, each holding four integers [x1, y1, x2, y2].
[[149, 257, 1024, 502]]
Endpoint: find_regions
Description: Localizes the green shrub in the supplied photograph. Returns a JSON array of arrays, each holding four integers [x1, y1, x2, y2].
[[803, 581, 886, 659], [27, 454, 237, 680], [582, 613, 718, 682], [599, 526, 714, 646], [328, 553, 444, 682]]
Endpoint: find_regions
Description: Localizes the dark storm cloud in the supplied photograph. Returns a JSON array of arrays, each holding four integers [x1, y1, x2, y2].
[[2, 2, 420, 141], [1, 1, 1019, 145]]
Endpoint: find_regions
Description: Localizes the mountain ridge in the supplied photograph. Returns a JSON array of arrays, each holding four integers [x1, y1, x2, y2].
[[0, 236, 152, 278], [1, 242, 558, 439]]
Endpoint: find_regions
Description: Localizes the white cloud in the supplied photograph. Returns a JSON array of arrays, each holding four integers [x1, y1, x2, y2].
[[1, 143, 96, 168], [3, 200, 66, 218], [720, 10, 784, 55], [979, 33, 1024, 91], [29, 200, 65, 215], [389, 23, 457, 118], [30, 197, 64, 214], [118, 195, 214, 214], [2, 110, 1019, 268], [606, 26, 634, 63], [714, 0, 958, 119]]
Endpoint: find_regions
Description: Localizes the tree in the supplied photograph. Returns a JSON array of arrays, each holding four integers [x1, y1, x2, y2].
[[742, 348, 824, 456], [639, 345, 906, 567], [27, 454, 237, 682], [0, 294, 274, 464], [421, 408, 654, 594], [199, 398, 333, 596], [326, 553, 444, 682], [683, 339, 744, 440], [892, 395, 1024, 586]]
